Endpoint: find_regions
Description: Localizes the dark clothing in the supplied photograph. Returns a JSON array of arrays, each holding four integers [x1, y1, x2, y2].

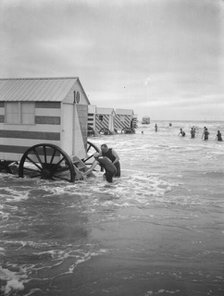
[[190, 129, 196, 138], [96, 156, 117, 183], [104, 171, 115, 183], [101, 148, 121, 177], [217, 132, 223, 141], [204, 131, 209, 140]]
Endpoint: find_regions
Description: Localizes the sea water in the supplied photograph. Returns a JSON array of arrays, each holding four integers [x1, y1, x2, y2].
[[0, 121, 224, 296]]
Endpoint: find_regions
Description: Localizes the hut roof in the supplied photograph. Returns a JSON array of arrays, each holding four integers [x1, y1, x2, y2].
[[0, 77, 90, 103], [96, 107, 115, 115], [115, 108, 134, 115]]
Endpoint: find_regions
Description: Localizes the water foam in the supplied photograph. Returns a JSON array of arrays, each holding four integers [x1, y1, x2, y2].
[[0, 266, 28, 295], [0, 187, 30, 202]]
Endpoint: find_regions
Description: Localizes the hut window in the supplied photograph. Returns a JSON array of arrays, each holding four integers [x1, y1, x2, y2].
[[5, 102, 34, 124], [21, 103, 35, 124], [99, 115, 103, 121], [5, 102, 20, 124], [74, 91, 81, 104], [76, 92, 80, 103]]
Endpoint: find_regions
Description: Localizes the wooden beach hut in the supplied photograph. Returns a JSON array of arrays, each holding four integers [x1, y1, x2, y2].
[[88, 106, 116, 135], [0, 77, 99, 181], [96, 107, 116, 134], [114, 108, 137, 133]]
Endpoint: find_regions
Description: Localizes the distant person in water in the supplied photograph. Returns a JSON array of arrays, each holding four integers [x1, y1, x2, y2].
[[202, 127, 209, 141], [100, 144, 121, 177], [190, 127, 196, 138], [84, 153, 117, 183], [179, 128, 185, 137], [155, 123, 158, 132], [216, 130, 223, 141]]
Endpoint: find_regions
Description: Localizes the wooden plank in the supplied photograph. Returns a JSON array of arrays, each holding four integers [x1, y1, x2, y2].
[[35, 102, 61, 109], [0, 130, 60, 140], [0, 145, 31, 154], [35, 108, 61, 116], [0, 145, 61, 155], [0, 137, 61, 147], [1, 123, 60, 133], [35, 116, 61, 125]]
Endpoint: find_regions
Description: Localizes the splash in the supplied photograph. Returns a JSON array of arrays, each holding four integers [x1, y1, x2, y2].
[[0, 266, 28, 295]]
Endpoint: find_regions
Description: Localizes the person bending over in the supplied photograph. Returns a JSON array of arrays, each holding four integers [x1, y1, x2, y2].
[[100, 144, 121, 177], [84, 153, 117, 183]]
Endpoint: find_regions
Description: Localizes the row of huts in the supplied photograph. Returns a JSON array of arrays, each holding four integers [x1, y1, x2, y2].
[[88, 105, 137, 135]]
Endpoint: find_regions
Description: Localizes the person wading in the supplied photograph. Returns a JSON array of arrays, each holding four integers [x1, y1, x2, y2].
[[100, 144, 121, 177], [83, 153, 117, 183]]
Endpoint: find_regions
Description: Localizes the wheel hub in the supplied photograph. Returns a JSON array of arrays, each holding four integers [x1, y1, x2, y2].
[[41, 164, 54, 179]]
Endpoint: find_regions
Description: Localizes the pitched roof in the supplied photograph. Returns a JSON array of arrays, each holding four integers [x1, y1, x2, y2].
[[0, 77, 89, 102], [96, 107, 115, 115], [115, 108, 134, 115]]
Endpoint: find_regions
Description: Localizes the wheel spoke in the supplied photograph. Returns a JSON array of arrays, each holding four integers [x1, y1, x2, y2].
[[87, 144, 91, 153], [33, 148, 43, 166], [26, 156, 42, 171], [54, 166, 70, 174], [49, 148, 56, 165], [55, 156, 66, 167], [83, 154, 94, 163], [43, 145, 47, 164], [23, 167, 41, 173]]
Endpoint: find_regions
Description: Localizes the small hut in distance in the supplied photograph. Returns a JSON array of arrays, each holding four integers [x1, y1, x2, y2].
[[114, 108, 137, 133], [141, 116, 150, 124], [88, 105, 116, 135]]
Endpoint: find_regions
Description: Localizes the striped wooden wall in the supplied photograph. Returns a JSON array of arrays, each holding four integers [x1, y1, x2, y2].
[[88, 112, 95, 130], [114, 114, 132, 130], [95, 114, 110, 132], [0, 102, 61, 161], [0, 102, 4, 123]]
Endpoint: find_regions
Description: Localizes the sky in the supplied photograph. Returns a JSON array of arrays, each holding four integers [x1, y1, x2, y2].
[[0, 0, 224, 121]]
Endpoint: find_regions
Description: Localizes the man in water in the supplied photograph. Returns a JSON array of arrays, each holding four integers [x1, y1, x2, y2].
[[190, 127, 196, 138], [216, 130, 223, 141], [83, 153, 117, 183], [202, 127, 209, 140], [100, 144, 121, 177], [179, 128, 185, 137]]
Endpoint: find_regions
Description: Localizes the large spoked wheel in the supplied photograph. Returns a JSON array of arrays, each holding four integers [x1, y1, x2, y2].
[[82, 141, 100, 169], [18, 143, 76, 182]]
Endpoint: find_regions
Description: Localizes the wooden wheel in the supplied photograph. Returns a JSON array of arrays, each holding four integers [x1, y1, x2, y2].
[[18, 143, 76, 182], [82, 141, 100, 169]]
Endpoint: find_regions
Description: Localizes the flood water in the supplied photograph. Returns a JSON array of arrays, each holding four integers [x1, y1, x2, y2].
[[0, 121, 224, 296]]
